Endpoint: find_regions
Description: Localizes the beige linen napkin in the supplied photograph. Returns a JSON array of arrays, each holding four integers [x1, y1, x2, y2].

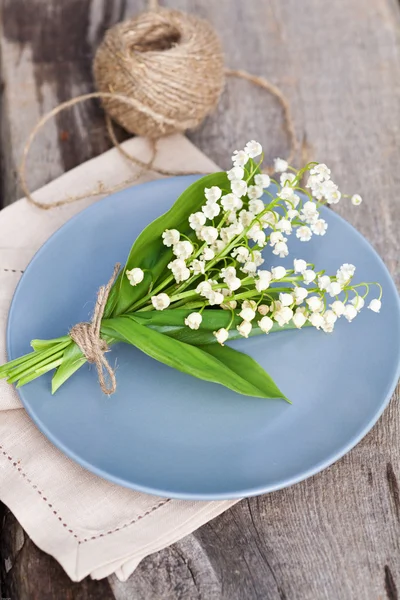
[[0, 134, 239, 582]]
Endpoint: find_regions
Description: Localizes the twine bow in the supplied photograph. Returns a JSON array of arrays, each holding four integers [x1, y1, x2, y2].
[[70, 264, 120, 395]]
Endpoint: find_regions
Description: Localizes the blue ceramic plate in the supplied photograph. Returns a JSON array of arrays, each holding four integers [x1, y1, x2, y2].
[[7, 176, 400, 499]]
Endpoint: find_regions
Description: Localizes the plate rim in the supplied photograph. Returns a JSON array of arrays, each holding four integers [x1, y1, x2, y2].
[[7, 175, 400, 500]]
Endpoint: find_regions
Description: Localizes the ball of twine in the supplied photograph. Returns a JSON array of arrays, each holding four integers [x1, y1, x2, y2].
[[93, 8, 225, 138]]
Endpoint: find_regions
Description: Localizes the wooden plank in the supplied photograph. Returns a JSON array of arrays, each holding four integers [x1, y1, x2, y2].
[[0, 0, 400, 598], [0, 0, 133, 206], [0, 510, 116, 600]]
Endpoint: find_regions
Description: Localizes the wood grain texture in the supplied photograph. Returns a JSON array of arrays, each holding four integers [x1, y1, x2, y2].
[[0, 0, 130, 205], [0, 0, 399, 599], [0, 512, 115, 600]]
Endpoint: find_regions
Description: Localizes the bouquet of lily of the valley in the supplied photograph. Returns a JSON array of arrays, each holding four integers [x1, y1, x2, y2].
[[0, 140, 382, 401]]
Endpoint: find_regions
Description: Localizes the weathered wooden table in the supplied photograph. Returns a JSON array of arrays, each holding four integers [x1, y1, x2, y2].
[[0, 1, 399, 598]]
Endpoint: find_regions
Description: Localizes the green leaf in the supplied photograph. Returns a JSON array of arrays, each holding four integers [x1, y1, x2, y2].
[[198, 343, 289, 402], [30, 335, 71, 351], [0, 341, 70, 380], [128, 309, 232, 329], [111, 309, 308, 346], [51, 342, 87, 394], [7, 348, 66, 384], [16, 357, 64, 387], [111, 172, 230, 316], [104, 271, 124, 319], [102, 316, 287, 400], [151, 323, 297, 345]]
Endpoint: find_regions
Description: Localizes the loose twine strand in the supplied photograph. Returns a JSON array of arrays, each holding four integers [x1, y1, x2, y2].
[[69, 264, 120, 394], [19, 75, 298, 210], [103, 68, 298, 179]]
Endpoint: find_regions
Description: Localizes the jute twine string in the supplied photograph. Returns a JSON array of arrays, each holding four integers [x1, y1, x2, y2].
[[20, 73, 297, 209], [103, 64, 298, 177], [69, 264, 121, 394], [20, 92, 171, 210]]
